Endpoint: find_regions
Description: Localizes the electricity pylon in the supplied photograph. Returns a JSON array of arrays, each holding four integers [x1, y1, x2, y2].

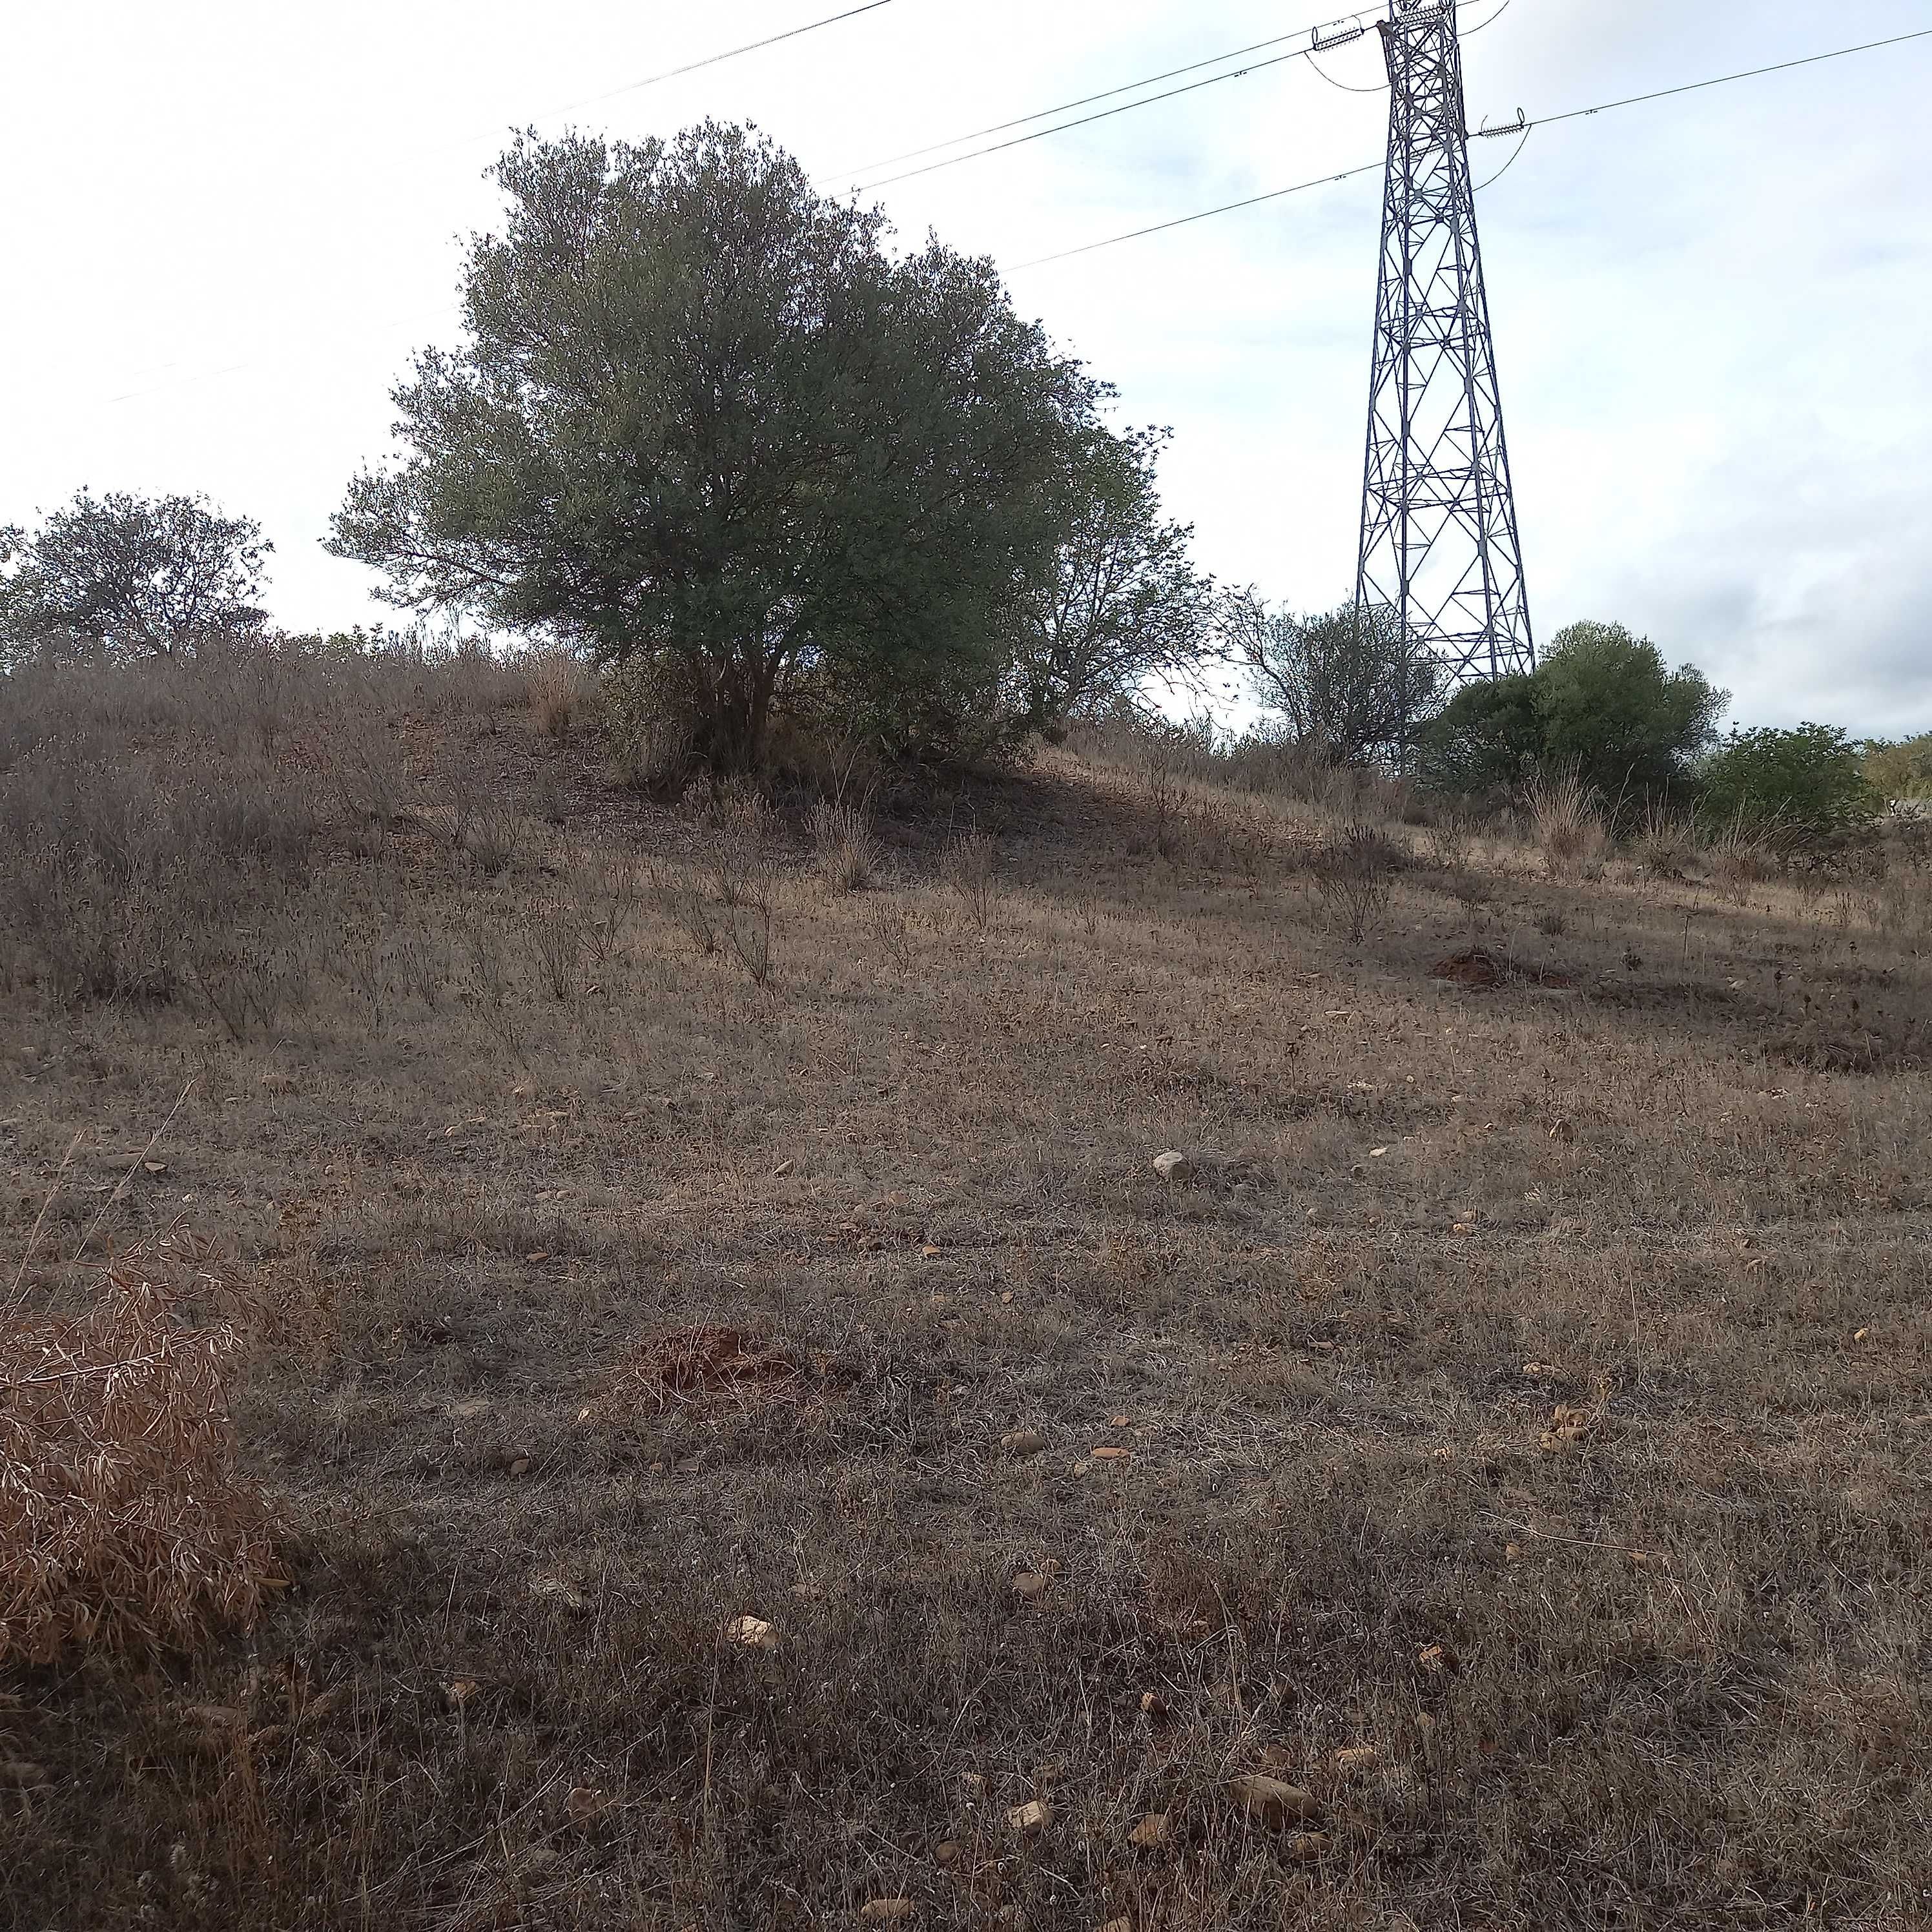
[[1355, 0, 1533, 688]]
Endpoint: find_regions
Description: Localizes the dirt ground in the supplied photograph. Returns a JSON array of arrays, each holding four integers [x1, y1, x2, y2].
[[3, 654, 1930, 1929]]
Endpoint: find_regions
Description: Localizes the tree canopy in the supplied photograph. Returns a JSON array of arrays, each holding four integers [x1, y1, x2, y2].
[[1413, 619, 1727, 803], [330, 122, 1129, 770], [1534, 621, 1728, 801], [1005, 425, 1211, 735], [0, 491, 269, 663], [1224, 597, 1444, 768]]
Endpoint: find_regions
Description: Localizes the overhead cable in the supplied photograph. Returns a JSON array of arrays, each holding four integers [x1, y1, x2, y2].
[[508, 0, 901, 127], [1014, 22, 1932, 269], [846, 46, 1321, 191], [823, 8, 1379, 181], [1015, 162, 1386, 268]]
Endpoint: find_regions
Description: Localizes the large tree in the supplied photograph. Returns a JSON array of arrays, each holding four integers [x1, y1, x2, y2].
[[1533, 620, 1727, 801], [329, 123, 1098, 770], [1005, 424, 1212, 732], [1221, 596, 1443, 767], [1413, 619, 1727, 804], [1, 491, 269, 662]]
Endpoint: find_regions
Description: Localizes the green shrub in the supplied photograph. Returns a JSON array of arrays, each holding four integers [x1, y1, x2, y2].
[[1699, 723, 1878, 841]]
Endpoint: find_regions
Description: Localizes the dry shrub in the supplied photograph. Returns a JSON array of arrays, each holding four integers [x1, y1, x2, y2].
[[865, 895, 919, 969], [648, 862, 717, 956], [524, 650, 590, 739], [696, 780, 779, 909], [943, 830, 997, 930], [1423, 805, 1476, 873], [1704, 810, 1787, 901], [809, 797, 883, 892], [0, 1251, 276, 1666], [1634, 800, 1697, 879], [523, 893, 584, 1001], [1526, 766, 1609, 878], [464, 795, 526, 875], [0, 737, 315, 1007], [1309, 823, 1399, 941]]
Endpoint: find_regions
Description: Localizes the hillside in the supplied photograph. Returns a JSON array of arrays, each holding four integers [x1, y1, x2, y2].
[[4, 649, 1931, 1929]]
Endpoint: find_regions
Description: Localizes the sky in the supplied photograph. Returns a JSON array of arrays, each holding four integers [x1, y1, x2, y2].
[[3, 0, 1928, 735]]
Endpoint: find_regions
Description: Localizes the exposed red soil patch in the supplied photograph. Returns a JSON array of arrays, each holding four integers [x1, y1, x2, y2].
[[1430, 949, 1577, 991]]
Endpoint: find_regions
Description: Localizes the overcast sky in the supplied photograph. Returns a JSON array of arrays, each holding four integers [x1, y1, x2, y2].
[[3, 0, 1927, 734]]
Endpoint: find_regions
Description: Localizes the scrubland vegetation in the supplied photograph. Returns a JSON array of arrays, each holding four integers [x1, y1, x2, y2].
[[5, 640, 1931, 1928], [5, 112, 1931, 1932]]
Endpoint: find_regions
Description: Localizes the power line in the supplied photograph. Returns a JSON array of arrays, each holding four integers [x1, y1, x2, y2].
[[1521, 23, 1932, 132], [847, 45, 1325, 192], [77, 18, 1932, 407], [828, 0, 1530, 186], [1305, 50, 1387, 95], [1014, 22, 1932, 269], [1014, 162, 1387, 268], [822, 7, 1380, 181], [505, 1, 903, 128]]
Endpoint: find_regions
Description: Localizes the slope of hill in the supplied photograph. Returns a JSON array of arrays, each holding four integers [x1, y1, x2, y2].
[[4, 650, 1930, 1928]]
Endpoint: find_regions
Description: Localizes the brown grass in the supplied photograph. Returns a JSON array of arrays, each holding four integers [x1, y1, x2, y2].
[[1, 1240, 277, 1667], [3, 655, 1931, 1926]]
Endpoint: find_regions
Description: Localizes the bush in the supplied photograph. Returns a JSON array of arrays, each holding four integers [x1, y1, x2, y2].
[[1412, 673, 1543, 797], [1413, 622, 1727, 809], [603, 652, 698, 796], [524, 649, 590, 738], [1222, 595, 1444, 766], [1865, 732, 1932, 805], [1700, 723, 1878, 842], [1527, 766, 1609, 879], [809, 798, 883, 892], [1, 1244, 277, 1665], [0, 734, 316, 1009], [1309, 823, 1399, 941]]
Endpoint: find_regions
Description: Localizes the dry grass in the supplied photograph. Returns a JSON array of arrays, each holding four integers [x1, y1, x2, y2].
[[1526, 765, 1610, 878], [810, 797, 885, 893], [3, 657, 1931, 1926], [1, 1238, 277, 1667], [525, 649, 592, 739]]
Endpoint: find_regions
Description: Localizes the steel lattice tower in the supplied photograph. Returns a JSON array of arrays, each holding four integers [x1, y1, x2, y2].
[[1355, 0, 1533, 686]]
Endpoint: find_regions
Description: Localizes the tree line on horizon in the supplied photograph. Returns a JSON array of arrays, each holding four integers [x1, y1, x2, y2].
[[2, 120, 1926, 838]]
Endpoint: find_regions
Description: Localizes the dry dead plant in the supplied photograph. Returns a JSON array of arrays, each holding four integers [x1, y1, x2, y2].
[[1704, 809, 1787, 903], [1634, 799, 1698, 880], [1309, 823, 1399, 941], [809, 798, 884, 893], [1, 1244, 278, 1667], [699, 781, 779, 909], [649, 862, 718, 956], [524, 893, 585, 1002], [943, 830, 997, 930], [569, 849, 641, 967], [524, 650, 589, 739], [465, 794, 526, 875], [864, 895, 919, 970], [1527, 766, 1609, 878]]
